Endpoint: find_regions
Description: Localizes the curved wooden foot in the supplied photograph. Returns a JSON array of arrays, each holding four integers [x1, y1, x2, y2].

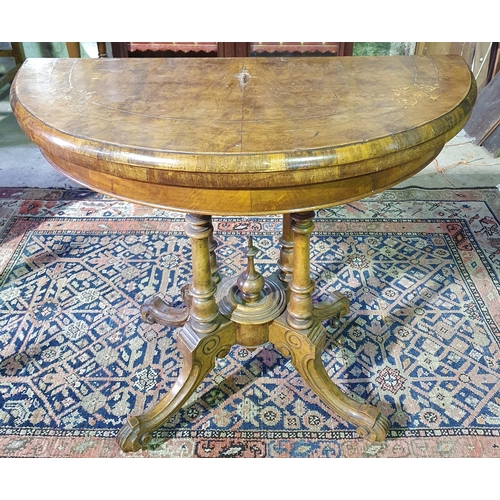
[[117, 319, 236, 452], [140, 284, 193, 327], [269, 318, 389, 442], [313, 290, 350, 328]]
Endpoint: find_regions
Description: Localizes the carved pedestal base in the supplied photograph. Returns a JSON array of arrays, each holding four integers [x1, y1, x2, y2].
[[117, 319, 236, 452], [117, 212, 390, 452], [269, 316, 389, 443]]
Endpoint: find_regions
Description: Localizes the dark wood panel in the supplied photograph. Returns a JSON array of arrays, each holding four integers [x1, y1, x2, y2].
[[464, 72, 500, 144], [217, 42, 250, 57], [482, 126, 500, 157], [0, 42, 25, 88]]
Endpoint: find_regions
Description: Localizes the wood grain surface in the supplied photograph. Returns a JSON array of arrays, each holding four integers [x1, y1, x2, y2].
[[11, 56, 476, 214]]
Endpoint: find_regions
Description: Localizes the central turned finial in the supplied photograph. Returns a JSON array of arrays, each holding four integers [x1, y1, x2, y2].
[[236, 236, 265, 303]]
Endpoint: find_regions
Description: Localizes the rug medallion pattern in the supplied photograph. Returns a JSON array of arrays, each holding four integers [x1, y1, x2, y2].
[[1, 187, 500, 457]]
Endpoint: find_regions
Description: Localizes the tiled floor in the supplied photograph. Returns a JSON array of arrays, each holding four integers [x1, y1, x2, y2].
[[1, 84, 500, 191]]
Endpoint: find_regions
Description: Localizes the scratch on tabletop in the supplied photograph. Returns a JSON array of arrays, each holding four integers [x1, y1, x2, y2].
[[68, 60, 77, 90]]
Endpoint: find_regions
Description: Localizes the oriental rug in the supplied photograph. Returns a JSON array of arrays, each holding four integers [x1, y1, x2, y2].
[[1, 186, 500, 458]]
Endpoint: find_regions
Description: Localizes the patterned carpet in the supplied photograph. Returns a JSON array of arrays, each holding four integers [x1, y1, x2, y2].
[[1, 186, 500, 458]]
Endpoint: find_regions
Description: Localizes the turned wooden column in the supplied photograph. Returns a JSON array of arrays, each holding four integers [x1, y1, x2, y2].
[[184, 214, 219, 334], [278, 213, 294, 288], [208, 219, 221, 285], [287, 212, 315, 330]]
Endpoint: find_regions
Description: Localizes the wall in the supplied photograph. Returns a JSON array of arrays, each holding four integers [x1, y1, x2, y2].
[[21, 42, 98, 58]]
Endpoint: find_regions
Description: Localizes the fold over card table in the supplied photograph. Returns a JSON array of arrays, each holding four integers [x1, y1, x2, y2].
[[11, 55, 476, 452]]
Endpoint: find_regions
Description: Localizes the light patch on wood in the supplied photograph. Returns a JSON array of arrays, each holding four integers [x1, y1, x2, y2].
[[235, 68, 251, 89]]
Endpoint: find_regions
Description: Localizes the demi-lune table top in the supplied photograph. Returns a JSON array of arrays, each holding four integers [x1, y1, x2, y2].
[[11, 56, 476, 215]]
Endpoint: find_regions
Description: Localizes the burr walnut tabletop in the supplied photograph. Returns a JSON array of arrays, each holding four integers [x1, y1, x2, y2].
[[11, 56, 476, 452]]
